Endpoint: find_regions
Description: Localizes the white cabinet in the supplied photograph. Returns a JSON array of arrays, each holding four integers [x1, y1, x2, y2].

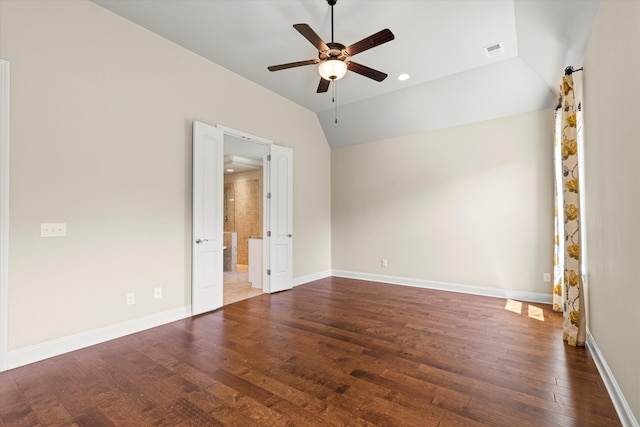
[[248, 237, 263, 289]]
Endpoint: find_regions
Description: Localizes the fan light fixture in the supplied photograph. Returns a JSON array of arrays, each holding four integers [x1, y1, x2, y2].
[[318, 59, 347, 81], [267, 0, 394, 94], [267, 0, 395, 123]]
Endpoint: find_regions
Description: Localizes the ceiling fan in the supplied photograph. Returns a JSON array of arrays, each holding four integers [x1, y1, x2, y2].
[[267, 0, 395, 94]]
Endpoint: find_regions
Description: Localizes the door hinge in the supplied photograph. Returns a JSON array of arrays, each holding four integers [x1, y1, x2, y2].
[[267, 192, 271, 199], [267, 231, 271, 237], [267, 154, 271, 161], [267, 269, 271, 276]]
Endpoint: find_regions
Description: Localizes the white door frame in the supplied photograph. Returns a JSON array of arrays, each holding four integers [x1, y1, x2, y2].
[[0, 59, 10, 372], [216, 125, 273, 293]]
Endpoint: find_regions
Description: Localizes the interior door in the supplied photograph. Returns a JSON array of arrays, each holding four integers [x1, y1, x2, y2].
[[267, 144, 293, 293], [192, 121, 224, 315]]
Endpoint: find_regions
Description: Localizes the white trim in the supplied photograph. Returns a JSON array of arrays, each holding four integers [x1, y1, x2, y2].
[[331, 270, 552, 304], [8, 306, 191, 370], [215, 125, 272, 145], [0, 59, 10, 372], [293, 270, 332, 287], [587, 330, 639, 427]]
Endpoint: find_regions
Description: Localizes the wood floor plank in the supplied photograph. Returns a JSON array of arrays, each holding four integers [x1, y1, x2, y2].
[[0, 277, 622, 426], [0, 372, 40, 427], [9, 371, 75, 426]]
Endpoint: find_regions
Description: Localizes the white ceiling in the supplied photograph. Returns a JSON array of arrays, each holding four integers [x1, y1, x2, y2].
[[92, 0, 600, 148]]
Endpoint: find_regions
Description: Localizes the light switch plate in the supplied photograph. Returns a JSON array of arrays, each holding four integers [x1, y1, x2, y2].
[[41, 223, 66, 237]]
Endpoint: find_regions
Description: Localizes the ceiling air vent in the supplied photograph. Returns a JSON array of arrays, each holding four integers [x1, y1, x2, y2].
[[484, 41, 504, 58]]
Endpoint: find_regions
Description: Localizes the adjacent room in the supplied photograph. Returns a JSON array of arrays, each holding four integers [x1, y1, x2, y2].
[[0, 0, 638, 425], [222, 134, 265, 305]]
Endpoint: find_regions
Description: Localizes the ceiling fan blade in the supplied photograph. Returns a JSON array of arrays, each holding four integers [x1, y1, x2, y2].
[[317, 78, 331, 93], [345, 29, 395, 57], [347, 62, 388, 82], [268, 59, 319, 72], [293, 23, 329, 52]]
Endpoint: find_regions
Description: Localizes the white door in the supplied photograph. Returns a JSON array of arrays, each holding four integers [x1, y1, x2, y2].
[[267, 144, 293, 293], [192, 121, 224, 315]]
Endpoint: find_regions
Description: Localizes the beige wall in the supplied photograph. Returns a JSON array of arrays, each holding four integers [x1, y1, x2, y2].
[[332, 109, 554, 296], [0, 0, 331, 350], [583, 1, 640, 421]]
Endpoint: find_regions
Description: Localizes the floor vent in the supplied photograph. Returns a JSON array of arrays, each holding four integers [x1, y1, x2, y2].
[[484, 41, 504, 58]]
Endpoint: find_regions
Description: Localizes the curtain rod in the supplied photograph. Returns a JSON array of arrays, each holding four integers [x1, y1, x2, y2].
[[565, 66, 583, 76], [556, 66, 584, 111]]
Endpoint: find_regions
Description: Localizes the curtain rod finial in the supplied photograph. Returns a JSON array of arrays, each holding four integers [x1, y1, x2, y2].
[[565, 66, 583, 76]]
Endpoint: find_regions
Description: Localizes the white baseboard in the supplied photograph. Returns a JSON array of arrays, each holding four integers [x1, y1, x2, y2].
[[587, 330, 639, 427], [293, 269, 332, 287], [8, 306, 192, 370], [331, 270, 552, 304]]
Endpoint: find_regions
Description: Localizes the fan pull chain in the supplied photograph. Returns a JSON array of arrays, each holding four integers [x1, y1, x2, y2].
[[333, 79, 338, 124]]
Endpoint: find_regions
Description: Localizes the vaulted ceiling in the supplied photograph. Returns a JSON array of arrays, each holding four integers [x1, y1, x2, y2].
[[92, 0, 600, 148]]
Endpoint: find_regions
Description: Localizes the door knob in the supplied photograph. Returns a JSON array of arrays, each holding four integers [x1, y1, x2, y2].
[[195, 238, 209, 244]]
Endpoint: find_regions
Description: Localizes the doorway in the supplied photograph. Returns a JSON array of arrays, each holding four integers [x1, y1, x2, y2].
[[222, 134, 265, 305], [192, 121, 293, 315]]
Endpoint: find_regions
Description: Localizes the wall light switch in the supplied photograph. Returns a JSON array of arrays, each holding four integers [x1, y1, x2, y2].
[[41, 223, 67, 237], [543, 273, 551, 283]]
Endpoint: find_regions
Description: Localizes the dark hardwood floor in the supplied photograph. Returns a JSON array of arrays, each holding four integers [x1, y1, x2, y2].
[[0, 277, 621, 426]]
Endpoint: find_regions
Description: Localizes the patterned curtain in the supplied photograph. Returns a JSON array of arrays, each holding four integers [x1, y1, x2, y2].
[[553, 74, 586, 347], [552, 110, 564, 313]]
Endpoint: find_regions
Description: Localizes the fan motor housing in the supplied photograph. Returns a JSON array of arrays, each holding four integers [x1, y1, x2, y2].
[[319, 42, 348, 61]]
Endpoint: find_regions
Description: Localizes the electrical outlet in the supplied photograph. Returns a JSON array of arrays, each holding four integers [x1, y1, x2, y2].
[[126, 293, 135, 305], [381, 258, 388, 267], [543, 273, 551, 283], [41, 222, 67, 237], [154, 287, 162, 299]]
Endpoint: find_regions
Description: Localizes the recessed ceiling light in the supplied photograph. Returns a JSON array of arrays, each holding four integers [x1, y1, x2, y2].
[[226, 168, 234, 172], [398, 73, 410, 81]]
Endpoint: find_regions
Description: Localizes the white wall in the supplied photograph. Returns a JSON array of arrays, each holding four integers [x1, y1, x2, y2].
[[0, 0, 331, 351], [583, 1, 640, 423], [332, 109, 554, 298]]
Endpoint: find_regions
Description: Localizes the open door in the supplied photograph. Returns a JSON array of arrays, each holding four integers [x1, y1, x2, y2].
[[192, 122, 293, 305], [266, 144, 293, 293], [192, 121, 224, 315]]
